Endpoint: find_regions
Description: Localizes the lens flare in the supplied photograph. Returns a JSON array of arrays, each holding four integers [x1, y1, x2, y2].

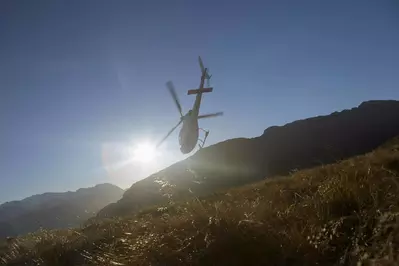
[[131, 142, 157, 163]]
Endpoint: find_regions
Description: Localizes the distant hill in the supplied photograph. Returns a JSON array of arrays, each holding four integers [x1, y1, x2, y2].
[[0, 184, 124, 238], [98, 100, 399, 218]]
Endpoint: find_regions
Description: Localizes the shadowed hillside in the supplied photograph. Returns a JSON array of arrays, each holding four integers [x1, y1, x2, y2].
[[1, 136, 398, 265], [98, 100, 399, 218], [0, 184, 124, 238]]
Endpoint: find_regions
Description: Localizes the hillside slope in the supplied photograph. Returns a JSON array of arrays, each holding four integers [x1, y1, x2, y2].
[[1, 136, 398, 265], [98, 100, 399, 218], [0, 184, 124, 238]]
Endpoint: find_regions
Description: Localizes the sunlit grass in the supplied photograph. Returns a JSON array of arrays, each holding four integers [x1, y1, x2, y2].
[[1, 137, 399, 265]]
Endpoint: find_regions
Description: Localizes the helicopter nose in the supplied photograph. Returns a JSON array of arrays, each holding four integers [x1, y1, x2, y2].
[[180, 146, 187, 153]]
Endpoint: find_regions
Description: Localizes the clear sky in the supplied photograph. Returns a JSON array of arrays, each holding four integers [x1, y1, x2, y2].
[[1, 0, 398, 203]]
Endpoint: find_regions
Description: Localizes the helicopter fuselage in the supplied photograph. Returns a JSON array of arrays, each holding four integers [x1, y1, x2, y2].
[[178, 113, 199, 154], [178, 90, 203, 154]]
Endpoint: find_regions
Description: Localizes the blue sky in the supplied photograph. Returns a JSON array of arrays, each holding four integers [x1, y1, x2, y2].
[[1, 0, 398, 203]]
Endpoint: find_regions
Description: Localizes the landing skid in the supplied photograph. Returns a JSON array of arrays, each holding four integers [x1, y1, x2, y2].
[[198, 128, 210, 149]]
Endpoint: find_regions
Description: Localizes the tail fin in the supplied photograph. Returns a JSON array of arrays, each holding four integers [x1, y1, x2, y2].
[[198, 56, 211, 79], [198, 56, 206, 74]]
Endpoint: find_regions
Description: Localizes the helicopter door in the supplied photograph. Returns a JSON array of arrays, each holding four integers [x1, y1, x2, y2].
[[178, 118, 190, 146], [178, 122, 187, 146], [178, 129, 183, 146]]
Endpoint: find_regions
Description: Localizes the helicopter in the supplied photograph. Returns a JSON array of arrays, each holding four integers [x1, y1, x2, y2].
[[156, 56, 223, 154]]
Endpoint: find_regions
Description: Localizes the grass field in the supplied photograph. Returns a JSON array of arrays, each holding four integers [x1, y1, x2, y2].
[[1, 137, 399, 265]]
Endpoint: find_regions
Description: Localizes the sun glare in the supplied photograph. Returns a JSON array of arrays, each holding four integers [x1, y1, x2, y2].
[[131, 142, 157, 163]]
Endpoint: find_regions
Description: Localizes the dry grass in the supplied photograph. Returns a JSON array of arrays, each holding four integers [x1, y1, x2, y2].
[[1, 137, 399, 266]]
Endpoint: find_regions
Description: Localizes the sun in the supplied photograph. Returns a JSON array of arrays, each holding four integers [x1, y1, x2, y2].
[[130, 142, 157, 163]]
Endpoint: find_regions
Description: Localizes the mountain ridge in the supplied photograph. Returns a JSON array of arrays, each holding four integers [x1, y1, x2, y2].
[[97, 99, 399, 218], [0, 183, 124, 238]]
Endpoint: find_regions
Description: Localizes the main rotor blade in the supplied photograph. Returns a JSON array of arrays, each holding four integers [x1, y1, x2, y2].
[[156, 119, 183, 148], [198, 112, 224, 119], [166, 81, 183, 117]]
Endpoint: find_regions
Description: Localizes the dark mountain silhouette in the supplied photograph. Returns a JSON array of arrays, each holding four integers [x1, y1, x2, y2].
[[98, 100, 399, 218], [0, 184, 124, 238]]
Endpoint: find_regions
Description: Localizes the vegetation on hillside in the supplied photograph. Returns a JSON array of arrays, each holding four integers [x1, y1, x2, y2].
[[1, 137, 399, 265], [99, 100, 399, 219]]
